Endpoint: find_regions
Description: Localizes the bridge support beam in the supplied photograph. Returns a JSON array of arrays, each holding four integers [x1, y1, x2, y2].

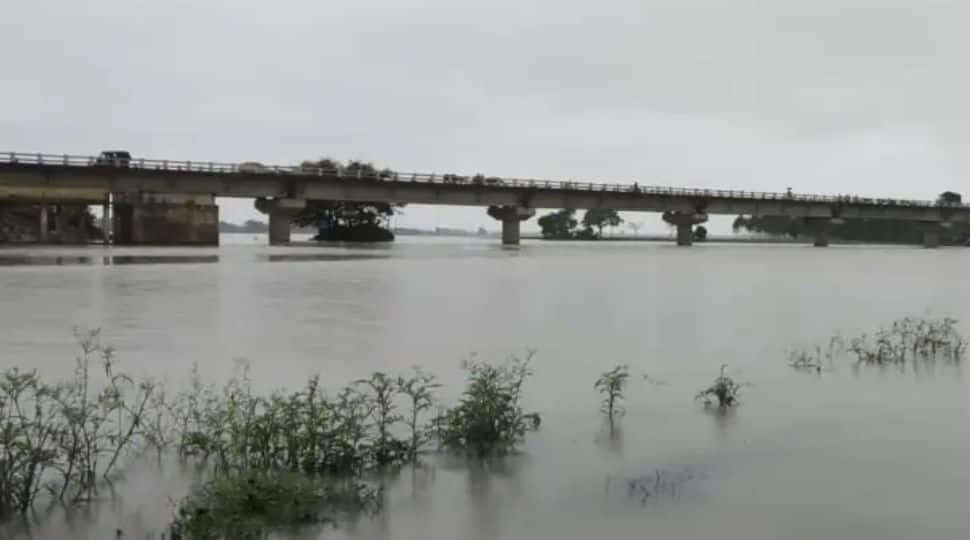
[[39, 205, 48, 242], [662, 211, 708, 247], [255, 197, 306, 245], [112, 193, 219, 246], [676, 224, 693, 246], [486, 205, 535, 245], [922, 227, 941, 248], [102, 194, 111, 245]]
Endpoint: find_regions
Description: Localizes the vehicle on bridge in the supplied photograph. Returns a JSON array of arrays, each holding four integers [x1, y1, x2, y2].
[[94, 150, 131, 167], [238, 161, 267, 174]]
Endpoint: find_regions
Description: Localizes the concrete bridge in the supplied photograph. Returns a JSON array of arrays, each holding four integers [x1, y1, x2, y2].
[[1, 151, 967, 247]]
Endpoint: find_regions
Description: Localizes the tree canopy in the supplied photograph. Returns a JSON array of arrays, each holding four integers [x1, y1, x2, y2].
[[582, 209, 622, 238], [293, 158, 403, 242], [537, 209, 578, 239], [733, 192, 970, 245]]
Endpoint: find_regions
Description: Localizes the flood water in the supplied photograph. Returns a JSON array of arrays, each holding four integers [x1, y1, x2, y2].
[[2, 235, 969, 539]]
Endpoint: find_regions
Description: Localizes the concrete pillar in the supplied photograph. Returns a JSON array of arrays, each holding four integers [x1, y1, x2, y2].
[[112, 193, 219, 245], [487, 206, 535, 246], [661, 210, 708, 247], [502, 217, 521, 246], [102, 194, 111, 245], [923, 228, 941, 248], [676, 223, 693, 246], [54, 209, 68, 243], [255, 197, 306, 245], [269, 212, 294, 245], [39, 205, 48, 242]]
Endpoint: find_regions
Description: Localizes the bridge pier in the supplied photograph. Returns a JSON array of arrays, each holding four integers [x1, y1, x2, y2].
[[922, 227, 941, 248], [39, 205, 48, 242], [662, 211, 708, 247], [112, 193, 219, 246], [102, 194, 111, 245], [487, 205, 535, 245], [255, 197, 306, 245]]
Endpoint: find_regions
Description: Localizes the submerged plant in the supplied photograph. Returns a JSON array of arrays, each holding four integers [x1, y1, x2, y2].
[[396, 368, 440, 460], [695, 365, 745, 408], [169, 471, 380, 540], [0, 329, 163, 516], [355, 372, 406, 467], [787, 347, 822, 372], [804, 316, 966, 371], [595, 365, 630, 420], [435, 351, 539, 457]]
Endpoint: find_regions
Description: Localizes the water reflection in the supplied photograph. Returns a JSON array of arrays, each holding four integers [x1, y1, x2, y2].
[[465, 457, 525, 540], [262, 253, 389, 263], [0, 254, 220, 266], [595, 421, 624, 457], [0, 253, 388, 266]]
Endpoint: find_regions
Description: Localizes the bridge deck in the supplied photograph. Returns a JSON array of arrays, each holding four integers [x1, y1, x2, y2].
[[1, 151, 966, 223]]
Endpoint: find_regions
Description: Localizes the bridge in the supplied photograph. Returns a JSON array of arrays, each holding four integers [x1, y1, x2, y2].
[[1, 151, 966, 247]]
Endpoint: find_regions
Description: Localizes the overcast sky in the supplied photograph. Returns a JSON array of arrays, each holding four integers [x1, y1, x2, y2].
[[3, 0, 968, 232]]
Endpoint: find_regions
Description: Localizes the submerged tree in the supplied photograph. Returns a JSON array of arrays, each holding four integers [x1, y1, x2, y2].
[[582, 209, 623, 239], [537, 209, 578, 239], [293, 158, 403, 242]]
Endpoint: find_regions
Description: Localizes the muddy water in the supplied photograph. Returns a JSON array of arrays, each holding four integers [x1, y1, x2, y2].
[[1, 236, 969, 539]]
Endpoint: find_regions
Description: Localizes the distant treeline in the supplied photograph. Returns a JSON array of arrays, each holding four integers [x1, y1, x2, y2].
[[733, 191, 969, 245], [219, 220, 268, 233]]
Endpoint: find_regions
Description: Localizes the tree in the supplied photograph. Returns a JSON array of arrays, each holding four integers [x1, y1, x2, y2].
[[537, 209, 578, 239], [582, 209, 623, 239], [938, 191, 962, 205], [293, 158, 403, 242], [693, 225, 708, 241]]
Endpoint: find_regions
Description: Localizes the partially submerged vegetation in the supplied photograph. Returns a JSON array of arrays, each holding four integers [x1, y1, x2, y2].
[[0, 330, 162, 517], [5, 316, 965, 533], [695, 365, 745, 408], [789, 317, 965, 372], [0, 337, 542, 537], [434, 352, 539, 457], [595, 365, 630, 421], [169, 472, 379, 540]]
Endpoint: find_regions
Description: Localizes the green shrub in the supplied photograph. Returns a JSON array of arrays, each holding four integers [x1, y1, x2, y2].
[[169, 471, 379, 540], [695, 365, 745, 408], [435, 352, 538, 456]]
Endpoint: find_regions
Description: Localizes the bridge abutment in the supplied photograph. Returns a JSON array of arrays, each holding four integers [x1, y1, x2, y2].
[[112, 193, 219, 246], [255, 197, 306, 245]]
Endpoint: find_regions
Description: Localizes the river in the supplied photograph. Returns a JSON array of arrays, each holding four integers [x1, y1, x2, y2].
[[2, 235, 969, 539]]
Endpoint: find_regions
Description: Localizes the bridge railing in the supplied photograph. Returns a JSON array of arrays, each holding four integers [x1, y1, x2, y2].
[[0, 151, 959, 209]]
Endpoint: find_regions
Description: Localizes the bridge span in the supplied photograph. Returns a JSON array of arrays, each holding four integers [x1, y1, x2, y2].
[[1, 151, 966, 247]]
